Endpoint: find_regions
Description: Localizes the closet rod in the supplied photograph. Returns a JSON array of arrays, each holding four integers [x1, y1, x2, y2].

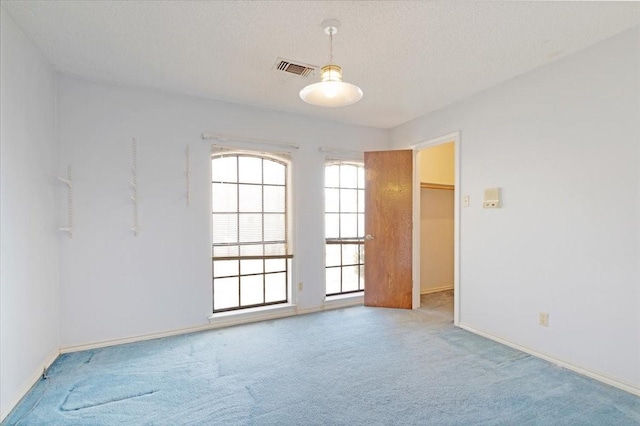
[[202, 133, 299, 150]]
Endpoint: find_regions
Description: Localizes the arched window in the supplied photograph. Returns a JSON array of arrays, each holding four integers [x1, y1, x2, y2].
[[211, 152, 292, 312], [324, 162, 365, 295]]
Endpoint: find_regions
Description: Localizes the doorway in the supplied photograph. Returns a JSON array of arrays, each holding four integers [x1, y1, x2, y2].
[[412, 132, 460, 325]]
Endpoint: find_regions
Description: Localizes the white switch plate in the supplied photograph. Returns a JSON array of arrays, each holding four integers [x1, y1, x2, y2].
[[463, 195, 470, 207]]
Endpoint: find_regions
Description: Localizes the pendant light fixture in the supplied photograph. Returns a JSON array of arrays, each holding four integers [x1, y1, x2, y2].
[[299, 19, 363, 107]]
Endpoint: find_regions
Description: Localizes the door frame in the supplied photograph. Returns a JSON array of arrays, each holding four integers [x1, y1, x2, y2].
[[410, 131, 461, 326]]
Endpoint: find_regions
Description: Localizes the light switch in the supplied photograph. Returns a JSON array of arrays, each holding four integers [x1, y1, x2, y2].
[[483, 187, 501, 208], [463, 195, 470, 207]]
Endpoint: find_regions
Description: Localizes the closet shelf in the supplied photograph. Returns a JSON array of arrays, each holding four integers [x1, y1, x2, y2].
[[420, 182, 454, 191]]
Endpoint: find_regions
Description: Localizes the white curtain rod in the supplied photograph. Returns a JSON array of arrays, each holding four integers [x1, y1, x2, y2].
[[202, 133, 299, 150]]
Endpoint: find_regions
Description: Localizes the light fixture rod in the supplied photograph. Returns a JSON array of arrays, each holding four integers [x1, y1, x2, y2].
[[322, 19, 340, 64], [329, 30, 333, 64]]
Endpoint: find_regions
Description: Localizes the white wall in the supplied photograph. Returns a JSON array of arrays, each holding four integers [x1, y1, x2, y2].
[[0, 8, 60, 420], [56, 76, 389, 348], [392, 27, 640, 390], [420, 189, 454, 293]]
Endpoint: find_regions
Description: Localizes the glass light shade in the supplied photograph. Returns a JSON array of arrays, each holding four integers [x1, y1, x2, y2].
[[300, 64, 363, 107]]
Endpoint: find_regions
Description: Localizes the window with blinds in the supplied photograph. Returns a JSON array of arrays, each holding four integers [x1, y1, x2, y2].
[[211, 151, 292, 313], [324, 162, 365, 296]]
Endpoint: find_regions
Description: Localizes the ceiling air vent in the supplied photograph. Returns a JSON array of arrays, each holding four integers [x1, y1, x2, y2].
[[273, 58, 317, 78]]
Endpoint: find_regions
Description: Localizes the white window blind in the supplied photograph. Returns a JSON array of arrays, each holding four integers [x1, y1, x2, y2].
[[211, 148, 291, 259], [211, 146, 293, 312]]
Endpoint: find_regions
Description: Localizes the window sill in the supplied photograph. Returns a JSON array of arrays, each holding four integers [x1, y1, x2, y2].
[[208, 303, 297, 328], [324, 292, 364, 309], [207, 294, 364, 329]]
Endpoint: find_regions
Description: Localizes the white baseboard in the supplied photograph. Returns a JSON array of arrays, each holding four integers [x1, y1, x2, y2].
[[60, 305, 301, 353], [60, 300, 364, 354], [61, 323, 222, 354], [458, 323, 640, 397], [1, 349, 59, 422], [421, 285, 454, 295]]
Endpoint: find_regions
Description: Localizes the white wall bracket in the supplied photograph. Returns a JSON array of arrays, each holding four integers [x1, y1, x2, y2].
[[131, 138, 139, 236], [57, 166, 73, 238], [186, 144, 191, 207]]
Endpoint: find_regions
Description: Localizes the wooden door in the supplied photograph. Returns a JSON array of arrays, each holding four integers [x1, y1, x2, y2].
[[364, 150, 413, 309]]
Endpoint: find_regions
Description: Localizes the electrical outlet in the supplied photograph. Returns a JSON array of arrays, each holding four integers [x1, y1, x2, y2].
[[298, 282, 303, 291], [539, 312, 549, 327]]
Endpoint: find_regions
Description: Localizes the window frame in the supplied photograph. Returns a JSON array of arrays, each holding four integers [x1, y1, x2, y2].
[[211, 151, 293, 313], [324, 160, 365, 297]]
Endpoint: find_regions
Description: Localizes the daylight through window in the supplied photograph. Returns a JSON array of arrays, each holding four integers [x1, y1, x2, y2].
[[325, 162, 365, 296], [211, 152, 292, 312]]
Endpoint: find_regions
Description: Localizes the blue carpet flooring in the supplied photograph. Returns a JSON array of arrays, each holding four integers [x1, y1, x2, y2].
[[4, 302, 640, 425]]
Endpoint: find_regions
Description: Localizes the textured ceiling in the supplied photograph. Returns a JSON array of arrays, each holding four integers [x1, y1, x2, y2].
[[2, 1, 640, 129]]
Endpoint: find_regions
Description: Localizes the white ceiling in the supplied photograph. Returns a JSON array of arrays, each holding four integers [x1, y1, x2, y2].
[[2, 1, 640, 129]]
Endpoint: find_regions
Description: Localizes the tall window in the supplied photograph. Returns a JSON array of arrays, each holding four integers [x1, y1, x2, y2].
[[324, 162, 365, 296], [211, 152, 292, 313]]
